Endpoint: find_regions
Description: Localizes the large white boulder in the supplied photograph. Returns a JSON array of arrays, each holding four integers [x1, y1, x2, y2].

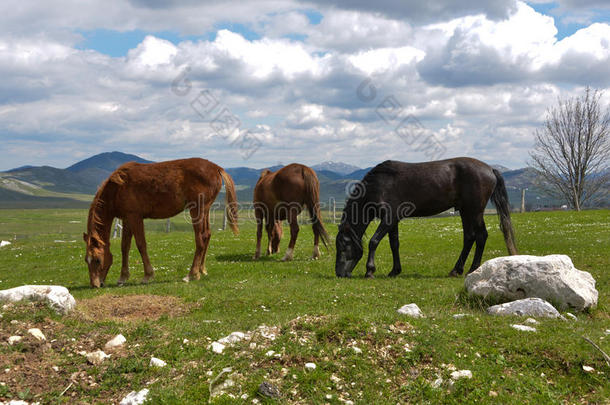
[[465, 255, 597, 311], [0, 285, 76, 314]]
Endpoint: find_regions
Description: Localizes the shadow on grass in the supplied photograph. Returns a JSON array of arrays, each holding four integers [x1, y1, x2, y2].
[[214, 253, 317, 263], [67, 278, 179, 292]]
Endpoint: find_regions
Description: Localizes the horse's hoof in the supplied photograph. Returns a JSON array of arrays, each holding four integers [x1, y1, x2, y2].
[[141, 277, 153, 284], [117, 280, 125, 287], [448, 269, 462, 277], [365, 272, 374, 279], [388, 271, 400, 278], [280, 257, 292, 262], [182, 276, 190, 283]]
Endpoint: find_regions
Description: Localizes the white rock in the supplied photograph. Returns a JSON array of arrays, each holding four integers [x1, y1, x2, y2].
[[487, 298, 561, 318], [432, 377, 443, 388], [8, 336, 22, 345], [119, 388, 149, 405], [565, 312, 577, 320], [4, 401, 29, 405], [149, 357, 167, 368], [52, 366, 59, 372], [352, 346, 362, 354], [104, 334, 126, 350], [305, 362, 317, 370], [86, 350, 110, 365], [0, 285, 76, 314], [182, 338, 189, 344], [452, 313, 471, 319], [450, 370, 472, 380], [397, 303, 424, 318], [465, 255, 598, 311], [524, 318, 539, 325], [511, 324, 537, 332], [0, 240, 11, 247], [218, 331, 246, 345], [27, 328, 46, 341], [211, 341, 225, 354], [265, 350, 276, 357], [582, 365, 595, 373]]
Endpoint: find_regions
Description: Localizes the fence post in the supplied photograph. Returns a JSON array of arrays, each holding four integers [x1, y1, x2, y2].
[[165, 218, 171, 233], [520, 188, 526, 213], [331, 198, 336, 223], [222, 206, 227, 231], [112, 219, 122, 239]]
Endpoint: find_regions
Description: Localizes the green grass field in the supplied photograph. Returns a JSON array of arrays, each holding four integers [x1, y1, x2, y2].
[[0, 209, 608, 404]]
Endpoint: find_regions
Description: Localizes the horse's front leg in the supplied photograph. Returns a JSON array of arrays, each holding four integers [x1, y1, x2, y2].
[[130, 216, 154, 284], [387, 223, 402, 277], [365, 221, 392, 278], [117, 223, 133, 286]]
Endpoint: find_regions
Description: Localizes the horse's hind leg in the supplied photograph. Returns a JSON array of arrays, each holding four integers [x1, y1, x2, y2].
[[281, 212, 299, 262], [130, 216, 154, 284], [365, 220, 393, 278], [183, 208, 209, 282], [253, 208, 263, 259], [117, 223, 133, 286], [449, 213, 476, 277], [387, 223, 402, 277], [197, 211, 212, 276], [312, 231, 320, 260], [467, 214, 488, 273]]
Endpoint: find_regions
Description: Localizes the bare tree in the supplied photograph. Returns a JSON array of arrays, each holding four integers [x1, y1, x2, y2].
[[530, 87, 610, 211]]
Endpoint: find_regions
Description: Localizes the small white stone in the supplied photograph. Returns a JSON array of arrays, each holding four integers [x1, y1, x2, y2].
[[582, 365, 595, 373], [27, 328, 46, 341], [605, 329, 610, 335], [432, 377, 443, 388], [450, 370, 472, 380], [305, 362, 317, 370], [183, 338, 189, 344], [511, 324, 537, 332], [565, 312, 577, 320], [8, 336, 22, 345], [352, 346, 362, 354], [52, 366, 59, 372], [397, 303, 424, 318], [0, 240, 11, 247], [452, 313, 470, 319], [218, 331, 246, 345], [211, 341, 225, 354], [149, 357, 167, 368], [403, 344, 412, 352], [524, 318, 539, 325], [104, 334, 126, 350], [265, 350, 276, 357], [86, 350, 110, 365], [119, 388, 149, 405]]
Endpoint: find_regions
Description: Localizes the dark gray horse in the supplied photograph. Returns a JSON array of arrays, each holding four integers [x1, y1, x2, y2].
[[335, 158, 517, 278]]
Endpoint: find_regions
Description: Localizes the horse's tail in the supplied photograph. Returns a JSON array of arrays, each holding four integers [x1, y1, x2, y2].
[[491, 169, 517, 255], [303, 167, 329, 248], [219, 168, 239, 236]]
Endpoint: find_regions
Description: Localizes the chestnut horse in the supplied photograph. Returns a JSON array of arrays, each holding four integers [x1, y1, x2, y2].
[[253, 163, 329, 261], [83, 158, 238, 288], [335, 158, 517, 278]]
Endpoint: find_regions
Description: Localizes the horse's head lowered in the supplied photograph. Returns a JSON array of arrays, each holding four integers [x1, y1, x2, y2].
[[83, 232, 113, 288], [335, 222, 363, 278]]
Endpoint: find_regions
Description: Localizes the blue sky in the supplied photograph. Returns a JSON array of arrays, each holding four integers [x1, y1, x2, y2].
[[0, 0, 609, 171]]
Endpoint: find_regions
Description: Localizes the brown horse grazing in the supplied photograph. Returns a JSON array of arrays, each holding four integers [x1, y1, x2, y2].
[[253, 163, 329, 261], [83, 158, 238, 288], [335, 158, 518, 278]]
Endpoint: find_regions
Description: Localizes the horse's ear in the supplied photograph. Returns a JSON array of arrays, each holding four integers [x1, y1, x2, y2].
[[83, 232, 88, 242], [109, 170, 126, 185], [260, 169, 271, 178]]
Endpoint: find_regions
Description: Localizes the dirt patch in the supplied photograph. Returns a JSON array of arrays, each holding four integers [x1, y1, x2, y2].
[[78, 294, 189, 322]]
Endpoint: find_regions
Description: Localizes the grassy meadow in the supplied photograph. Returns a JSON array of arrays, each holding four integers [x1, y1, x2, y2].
[[0, 208, 608, 404]]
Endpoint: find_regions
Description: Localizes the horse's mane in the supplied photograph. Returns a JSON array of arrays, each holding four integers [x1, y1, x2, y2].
[[86, 170, 125, 241]]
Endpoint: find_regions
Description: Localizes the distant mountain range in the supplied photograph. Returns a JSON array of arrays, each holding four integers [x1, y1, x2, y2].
[[1, 152, 607, 209]]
